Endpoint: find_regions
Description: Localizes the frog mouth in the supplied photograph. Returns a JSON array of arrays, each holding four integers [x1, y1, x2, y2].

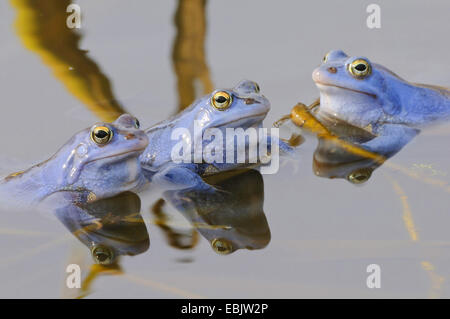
[[88, 147, 147, 164], [219, 112, 268, 127], [315, 82, 377, 99]]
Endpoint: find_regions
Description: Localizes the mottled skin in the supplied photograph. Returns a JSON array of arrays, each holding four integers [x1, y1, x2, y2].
[[140, 80, 291, 191], [0, 114, 148, 206], [312, 50, 450, 156]]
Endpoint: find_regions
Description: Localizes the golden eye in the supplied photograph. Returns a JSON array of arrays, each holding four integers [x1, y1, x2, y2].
[[91, 245, 114, 265], [134, 118, 140, 129], [91, 126, 113, 145], [346, 168, 373, 184], [348, 59, 372, 78], [211, 91, 232, 110], [323, 52, 329, 63], [211, 238, 233, 255]]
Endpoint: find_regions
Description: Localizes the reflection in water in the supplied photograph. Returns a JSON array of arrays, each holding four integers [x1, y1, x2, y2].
[[172, 0, 213, 111], [55, 191, 149, 264], [275, 100, 427, 183], [313, 137, 380, 183], [310, 110, 385, 183], [54, 191, 149, 297], [276, 99, 447, 295], [152, 198, 199, 250], [276, 99, 448, 296], [78, 263, 123, 299], [149, 0, 214, 250], [159, 169, 270, 254], [10, 0, 214, 119], [275, 102, 388, 183], [10, 0, 127, 121], [385, 175, 445, 298], [53, 170, 269, 296]]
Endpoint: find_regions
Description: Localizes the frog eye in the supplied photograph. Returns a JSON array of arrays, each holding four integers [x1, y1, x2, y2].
[[91, 245, 114, 265], [134, 118, 140, 129], [348, 59, 372, 78], [211, 91, 233, 110], [211, 238, 233, 255], [322, 53, 329, 63], [346, 167, 373, 184], [91, 126, 113, 145]]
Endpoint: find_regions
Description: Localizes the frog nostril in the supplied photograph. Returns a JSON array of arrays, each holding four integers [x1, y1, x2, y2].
[[125, 133, 135, 140], [327, 67, 337, 74], [245, 98, 259, 105]]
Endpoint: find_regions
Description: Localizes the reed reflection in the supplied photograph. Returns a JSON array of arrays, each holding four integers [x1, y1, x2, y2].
[[10, 0, 127, 121], [172, 0, 213, 111]]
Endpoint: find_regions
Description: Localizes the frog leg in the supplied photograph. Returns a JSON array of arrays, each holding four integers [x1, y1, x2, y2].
[[361, 124, 420, 157]]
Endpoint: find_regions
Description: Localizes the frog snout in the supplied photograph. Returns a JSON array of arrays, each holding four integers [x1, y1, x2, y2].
[[312, 67, 330, 83], [312, 68, 322, 82], [313, 65, 338, 83]]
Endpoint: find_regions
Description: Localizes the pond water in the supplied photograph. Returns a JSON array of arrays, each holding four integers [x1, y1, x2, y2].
[[0, 0, 449, 298]]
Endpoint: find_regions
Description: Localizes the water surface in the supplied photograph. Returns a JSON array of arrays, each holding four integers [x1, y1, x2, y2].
[[0, 0, 449, 298]]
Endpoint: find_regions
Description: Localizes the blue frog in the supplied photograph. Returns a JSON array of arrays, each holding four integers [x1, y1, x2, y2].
[[140, 80, 293, 192], [0, 114, 149, 206], [311, 50, 450, 156]]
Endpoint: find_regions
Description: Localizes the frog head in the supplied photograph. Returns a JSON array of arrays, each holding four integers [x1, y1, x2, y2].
[[186, 80, 270, 132], [312, 50, 405, 127], [52, 114, 149, 199]]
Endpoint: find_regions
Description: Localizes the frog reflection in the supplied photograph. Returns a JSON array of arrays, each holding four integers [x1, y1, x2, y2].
[[276, 102, 414, 184], [310, 109, 387, 184], [55, 191, 149, 265], [313, 134, 382, 184], [153, 169, 270, 254]]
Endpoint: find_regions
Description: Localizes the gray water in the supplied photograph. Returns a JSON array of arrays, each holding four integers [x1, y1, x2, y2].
[[0, 0, 449, 298]]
